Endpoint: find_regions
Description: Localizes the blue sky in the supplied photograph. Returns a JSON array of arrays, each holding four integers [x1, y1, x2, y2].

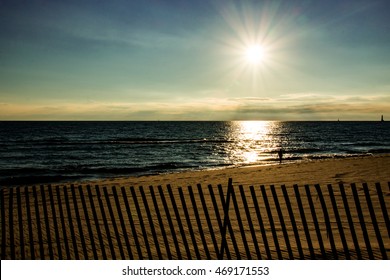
[[0, 0, 389, 120]]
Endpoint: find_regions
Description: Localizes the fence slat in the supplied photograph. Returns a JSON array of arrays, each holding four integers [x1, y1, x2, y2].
[[197, 184, 219, 258], [338, 183, 361, 259], [9, 187, 15, 259], [218, 182, 240, 259], [239, 185, 262, 259], [48, 186, 62, 260], [375, 183, 390, 238], [71, 185, 88, 260], [168, 185, 191, 259], [140, 186, 162, 259], [103, 187, 125, 260], [315, 184, 338, 259], [78, 186, 98, 259], [112, 186, 133, 259], [87, 185, 106, 260], [63, 186, 78, 259], [363, 183, 387, 259], [33, 186, 45, 259], [305, 185, 327, 259], [57, 186, 70, 259], [149, 186, 172, 259], [250, 186, 272, 259], [1, 188, 6, 259], [130, 186, 152, 259], [260, 185, 282, 259], [327, 184, 350, 259], [294, 185, 315, 259], [351, 183, 373, 259], [188, 185, 211, 259], [282, 185, 304, 259], [231, 185, 251, 259], [158, 185, 182, 259], [40, 186, 53, 260], [271, 185, 293, 259], [16, 187, 25, 259], [95, 186, 115, 259], [219, 179, 233, 259], [121, 187, 142, 259], [1, 180, 388, 260], [179, 187, 200, 259], [208, 184, 231, 259]]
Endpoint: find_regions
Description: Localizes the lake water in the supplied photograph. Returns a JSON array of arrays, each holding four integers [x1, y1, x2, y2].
[[0, 121, 389, 185]]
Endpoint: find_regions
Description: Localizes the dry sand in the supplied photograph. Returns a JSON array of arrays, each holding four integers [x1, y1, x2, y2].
[[74, 154, 390, 188], [1, 154, 389, 260]]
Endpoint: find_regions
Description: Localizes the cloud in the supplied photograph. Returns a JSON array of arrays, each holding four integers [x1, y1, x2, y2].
[[0, 92, 389, 121]]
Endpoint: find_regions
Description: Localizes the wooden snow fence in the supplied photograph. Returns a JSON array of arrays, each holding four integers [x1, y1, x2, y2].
[[1, 179, 389, 259]]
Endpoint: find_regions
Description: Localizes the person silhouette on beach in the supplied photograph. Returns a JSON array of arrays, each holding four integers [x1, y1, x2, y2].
[[277, 148, 283, 164]]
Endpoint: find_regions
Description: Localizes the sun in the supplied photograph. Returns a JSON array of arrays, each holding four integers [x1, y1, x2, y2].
[[245, 45, 265, 64]]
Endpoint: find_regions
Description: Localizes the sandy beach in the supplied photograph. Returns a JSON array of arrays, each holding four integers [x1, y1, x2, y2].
[[1, 154, 389, 260], [76, 154, 390, 189]]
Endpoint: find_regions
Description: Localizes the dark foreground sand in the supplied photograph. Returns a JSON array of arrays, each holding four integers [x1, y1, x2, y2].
[[1, 154, 389, 259]]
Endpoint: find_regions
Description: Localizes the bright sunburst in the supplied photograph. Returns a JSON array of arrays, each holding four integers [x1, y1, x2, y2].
[[245, 45, 265, 64]]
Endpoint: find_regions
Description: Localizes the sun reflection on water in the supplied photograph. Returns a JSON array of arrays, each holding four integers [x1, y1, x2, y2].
[[222, 121, 280, 165]]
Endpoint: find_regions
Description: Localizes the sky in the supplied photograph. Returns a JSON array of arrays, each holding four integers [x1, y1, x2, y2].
[[0, 0, 389, 120]]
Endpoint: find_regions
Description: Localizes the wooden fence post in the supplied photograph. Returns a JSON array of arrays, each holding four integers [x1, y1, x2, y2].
[[218, 179, 233, 259], [208, 184, 231, 259], [219, 179, 240, 259]]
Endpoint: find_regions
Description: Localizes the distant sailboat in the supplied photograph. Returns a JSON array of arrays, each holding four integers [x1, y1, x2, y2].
[[381, 115, 384, 122]]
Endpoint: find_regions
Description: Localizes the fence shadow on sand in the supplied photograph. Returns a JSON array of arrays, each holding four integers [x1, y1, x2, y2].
[[1, 179, 389, 259]]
